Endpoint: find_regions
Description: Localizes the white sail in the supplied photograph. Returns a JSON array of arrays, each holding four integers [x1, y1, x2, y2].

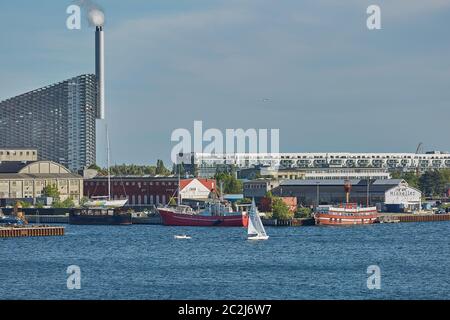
[[247, 212, 259, 236], [247, 199, 268, 240]]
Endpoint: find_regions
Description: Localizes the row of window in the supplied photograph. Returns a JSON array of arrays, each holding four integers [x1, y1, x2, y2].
[[87, 181, 177, 187], [0, 150, 36, 156], [111, 194, 169, 206]]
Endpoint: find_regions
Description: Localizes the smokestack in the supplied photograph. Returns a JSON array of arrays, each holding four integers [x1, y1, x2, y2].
[[95, 25, 105, 119], [80, 1, 105, 119]]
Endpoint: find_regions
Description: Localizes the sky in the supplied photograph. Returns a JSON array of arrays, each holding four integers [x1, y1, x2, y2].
[[0, 0, 449, 167]]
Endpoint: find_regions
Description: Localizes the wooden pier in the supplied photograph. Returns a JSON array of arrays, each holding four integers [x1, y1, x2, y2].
[[0, 225, 65, 238], [387, 213, 450, 223], [262, 218, 315, 227]]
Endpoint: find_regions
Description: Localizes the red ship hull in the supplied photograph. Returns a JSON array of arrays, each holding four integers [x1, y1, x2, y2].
[[158, 209, 248, 227], [315, 204, 379, 226]]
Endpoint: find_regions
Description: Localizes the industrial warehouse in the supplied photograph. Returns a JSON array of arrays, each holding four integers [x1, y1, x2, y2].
[[244, 178, 423, 213], [0, 159, 84, 207]]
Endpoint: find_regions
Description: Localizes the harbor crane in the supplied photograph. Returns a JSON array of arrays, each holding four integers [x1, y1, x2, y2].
[[415, 142, 424, 175]]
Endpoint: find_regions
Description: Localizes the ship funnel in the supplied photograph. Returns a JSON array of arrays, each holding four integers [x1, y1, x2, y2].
[[344, 180, 352, 204]]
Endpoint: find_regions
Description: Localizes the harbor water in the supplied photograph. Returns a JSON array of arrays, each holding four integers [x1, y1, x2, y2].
[[0, 222, 449, 300]]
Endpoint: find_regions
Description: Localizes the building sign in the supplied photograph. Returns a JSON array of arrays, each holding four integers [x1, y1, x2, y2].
[[385, 186, 421, 205]]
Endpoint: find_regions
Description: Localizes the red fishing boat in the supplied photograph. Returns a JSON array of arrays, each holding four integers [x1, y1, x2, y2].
[[158, 201, 248, 227], [314, 179, 379, 226]]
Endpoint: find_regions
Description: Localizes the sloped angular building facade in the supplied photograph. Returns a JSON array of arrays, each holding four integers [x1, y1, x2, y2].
[[0, 75, 97, 172]]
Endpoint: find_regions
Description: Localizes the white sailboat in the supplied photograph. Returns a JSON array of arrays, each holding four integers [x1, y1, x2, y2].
[[247, 199, 269, 240], [84, 125, 128, 209], [84, 197, 127, 208]]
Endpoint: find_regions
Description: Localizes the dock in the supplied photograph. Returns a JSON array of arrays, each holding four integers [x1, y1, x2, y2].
[[132, 216, 162, 225], [382, 213, 450, 223], [24, 214, 163, 225], [0, 225, 65, 238], [262, 218, 315, 227], [25, 215, 69, 224]]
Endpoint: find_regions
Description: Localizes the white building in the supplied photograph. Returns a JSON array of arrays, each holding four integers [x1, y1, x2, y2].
[[193, 151, 450, 171], [180, 178, 216, 200], [384, 184, 422, 212]]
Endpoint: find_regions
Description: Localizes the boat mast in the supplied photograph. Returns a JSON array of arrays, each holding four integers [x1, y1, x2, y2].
[[366, 177, 370, 207], [219, 180, 224, 202], [106, 124, 111, 201], [177, 166, 181, 206]]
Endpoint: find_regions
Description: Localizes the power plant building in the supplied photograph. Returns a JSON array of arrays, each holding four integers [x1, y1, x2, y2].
[[0, 75, 98, 172]]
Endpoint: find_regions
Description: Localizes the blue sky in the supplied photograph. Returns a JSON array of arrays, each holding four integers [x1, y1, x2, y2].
[[0, 0, 449, 166]]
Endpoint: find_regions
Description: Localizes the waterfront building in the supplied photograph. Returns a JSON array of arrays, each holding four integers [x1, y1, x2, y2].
[[384, 185, 422, 212], [83, 176, 216, 207], [259, 196, 297, 213], [0, 75, 98, 172], [0, 160, 84, 206], [239, 167, 390, 181], [0, 148, 37, 162], [192, 151, 450, 173], [243, 179, 280, 204], [179, 178, 216, 200], [271, 179, 411, 208]]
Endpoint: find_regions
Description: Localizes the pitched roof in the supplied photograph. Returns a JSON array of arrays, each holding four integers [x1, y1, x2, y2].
[[180, 178, 216, 191]]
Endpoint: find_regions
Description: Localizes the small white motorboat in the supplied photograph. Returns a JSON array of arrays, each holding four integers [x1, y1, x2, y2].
[[174, 234, 191, 239]]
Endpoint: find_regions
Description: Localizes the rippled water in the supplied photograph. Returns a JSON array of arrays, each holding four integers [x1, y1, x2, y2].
[[1, 222, 449, 300]]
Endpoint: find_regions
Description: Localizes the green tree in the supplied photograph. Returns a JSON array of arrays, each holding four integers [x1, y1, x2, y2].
[[88, 164, 107, 175], [18, 201, 31, 208], [419, 170, 448, 197], [156, 160, 171, 175], [214, 172, 243, 194], [172, 163, 186, 176], [295, 207, 312, 218], [236, 198, 252, 205], [391, 170, 419, 188], [35, 202, 44, 209], [42, 184, 60, 201], [61, 197, 75, 208], [53, 197, 75, 208], [272, 197, 293, 220], [80, 197, 89, 207]]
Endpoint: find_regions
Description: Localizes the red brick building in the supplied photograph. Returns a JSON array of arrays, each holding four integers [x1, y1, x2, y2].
[[84, 177, 216, 207], [260, 196, 298, 213], [84, 176, 177, 206]]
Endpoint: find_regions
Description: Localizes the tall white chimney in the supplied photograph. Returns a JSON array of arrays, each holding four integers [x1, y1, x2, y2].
[[95, 25, 105, 119]]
